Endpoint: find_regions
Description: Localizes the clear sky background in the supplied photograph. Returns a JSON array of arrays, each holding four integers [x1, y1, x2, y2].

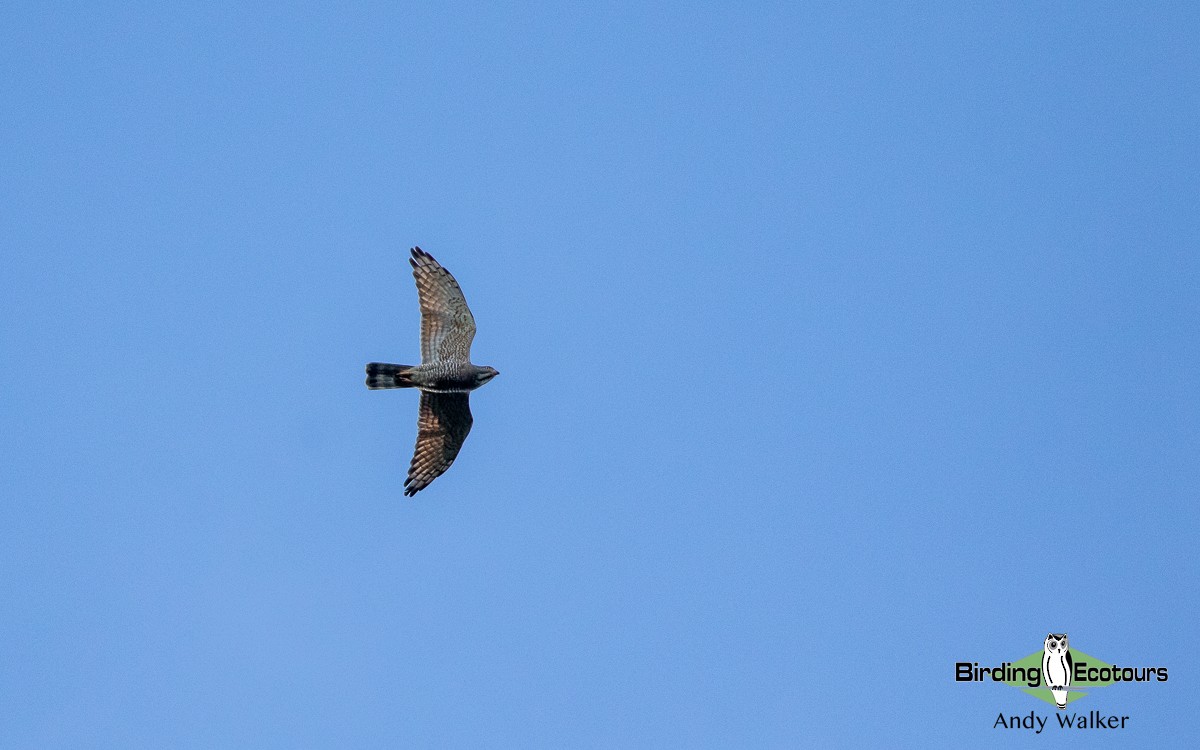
[[2, 2, 1197, 747]]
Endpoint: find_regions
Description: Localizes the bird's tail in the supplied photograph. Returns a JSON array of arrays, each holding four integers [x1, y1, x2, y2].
[[365, 362, 418, 389]]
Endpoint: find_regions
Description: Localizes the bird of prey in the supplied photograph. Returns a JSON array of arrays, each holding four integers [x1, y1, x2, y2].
[[366, 247, 499, 496]]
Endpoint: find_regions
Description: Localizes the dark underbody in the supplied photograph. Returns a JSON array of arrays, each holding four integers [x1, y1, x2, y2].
[[416, 371, 479, 392]]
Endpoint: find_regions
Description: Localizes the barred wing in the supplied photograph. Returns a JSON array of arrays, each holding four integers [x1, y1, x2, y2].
[[404, 392, 473, 496], [410, 246, 476, 364]]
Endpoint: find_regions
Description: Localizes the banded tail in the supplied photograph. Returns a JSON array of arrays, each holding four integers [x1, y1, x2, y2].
[[366, 362, 417, 389]]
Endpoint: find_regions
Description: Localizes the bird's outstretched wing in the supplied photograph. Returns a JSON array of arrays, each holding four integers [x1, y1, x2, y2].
[[410, 247, 476, 364], [404, 392, 474, 496]]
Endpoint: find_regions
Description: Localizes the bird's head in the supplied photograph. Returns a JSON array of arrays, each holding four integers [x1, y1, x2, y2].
[[475, 366, 500, 386]]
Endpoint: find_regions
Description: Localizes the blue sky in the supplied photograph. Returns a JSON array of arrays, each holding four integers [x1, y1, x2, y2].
[[2, 2, 1197, 747]]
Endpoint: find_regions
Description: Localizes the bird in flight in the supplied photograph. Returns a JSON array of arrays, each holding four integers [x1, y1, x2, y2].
[[366, 247, 499, 496]]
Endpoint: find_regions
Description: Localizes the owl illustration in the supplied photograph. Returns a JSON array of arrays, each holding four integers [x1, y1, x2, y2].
[[1042, 633, 1072, 709]]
